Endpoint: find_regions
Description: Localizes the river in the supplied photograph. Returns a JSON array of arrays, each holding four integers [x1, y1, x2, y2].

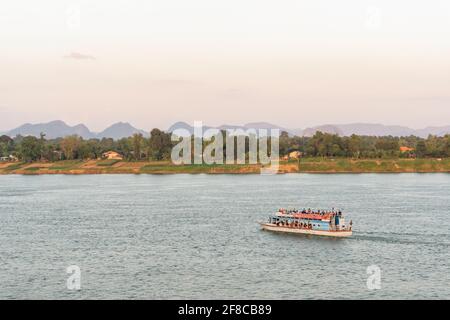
[[0, 174, 449, 299]]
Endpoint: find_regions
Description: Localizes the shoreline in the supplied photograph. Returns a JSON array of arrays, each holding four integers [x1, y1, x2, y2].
[[1, 158, 450, 175], [3, 171, 449, 175]]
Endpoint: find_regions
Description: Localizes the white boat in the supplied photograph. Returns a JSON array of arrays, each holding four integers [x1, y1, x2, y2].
[[260, 209, 353, 238]]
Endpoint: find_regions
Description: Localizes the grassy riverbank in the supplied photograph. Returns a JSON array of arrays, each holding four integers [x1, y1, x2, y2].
[[1, 158, 450, 174], [297, 158, 450, 173]]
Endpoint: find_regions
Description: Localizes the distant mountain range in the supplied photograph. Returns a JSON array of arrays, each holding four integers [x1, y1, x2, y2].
[[167, 121, 450, 138], [1, 120, 148, 140], [1, 120, 450, 139]]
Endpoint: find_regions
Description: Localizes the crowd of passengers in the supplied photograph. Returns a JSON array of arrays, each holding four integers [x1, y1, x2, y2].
[[278, 208, 343, 217]]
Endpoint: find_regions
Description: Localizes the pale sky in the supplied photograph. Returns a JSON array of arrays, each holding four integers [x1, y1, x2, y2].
[[1, 0, 450, 131]]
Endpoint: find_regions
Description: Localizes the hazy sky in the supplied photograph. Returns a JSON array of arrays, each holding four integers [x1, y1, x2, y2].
[[1, 0, 450, 131]]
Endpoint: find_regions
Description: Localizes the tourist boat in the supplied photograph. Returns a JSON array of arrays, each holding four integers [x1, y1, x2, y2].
[[259, 208, 353, 238]]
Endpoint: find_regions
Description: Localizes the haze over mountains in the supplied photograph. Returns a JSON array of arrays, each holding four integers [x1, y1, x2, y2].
[[2, 120, 450, 140]]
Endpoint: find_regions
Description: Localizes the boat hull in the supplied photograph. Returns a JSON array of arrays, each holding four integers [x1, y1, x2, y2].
[[260, 223, 352, 238]]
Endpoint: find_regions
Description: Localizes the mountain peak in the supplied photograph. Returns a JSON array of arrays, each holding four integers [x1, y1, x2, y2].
[[47, 120, 67, 125], [97, 122, 148, 139], [302, 125, 343, 137], [109, 121, 132, 127]]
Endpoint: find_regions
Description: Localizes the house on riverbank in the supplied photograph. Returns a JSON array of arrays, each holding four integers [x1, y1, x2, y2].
[[400, 146, 415, 153], [400, 146, 416, 158], [0, 155, 18, 162], [289, 151, 302, 159], [102, 151, 123, 160], [281, 151, 302, 161]]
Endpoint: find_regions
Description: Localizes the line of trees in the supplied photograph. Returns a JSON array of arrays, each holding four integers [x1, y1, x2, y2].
[[0, 129, 172, 162], [279, 132, 450, 158], [1, 130, 450, 162]]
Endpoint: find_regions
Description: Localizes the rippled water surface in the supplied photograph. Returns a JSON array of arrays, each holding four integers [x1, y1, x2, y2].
[[0, 174, 449, 299]]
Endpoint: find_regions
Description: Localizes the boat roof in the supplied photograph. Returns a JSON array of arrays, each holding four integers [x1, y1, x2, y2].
[[273, 213, 341, 221]]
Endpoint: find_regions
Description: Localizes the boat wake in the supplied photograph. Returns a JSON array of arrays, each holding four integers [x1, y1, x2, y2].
[[351, 232, 450, 247]]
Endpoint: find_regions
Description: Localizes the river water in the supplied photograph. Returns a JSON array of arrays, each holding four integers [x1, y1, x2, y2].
[[0, 174, 449, 299]]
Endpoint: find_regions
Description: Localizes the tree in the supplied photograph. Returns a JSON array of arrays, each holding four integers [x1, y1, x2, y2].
[[279, 131, 291, 156], [332, 144, 342, 156], [19, 136, 42, 162], [148, 129, 172, 160], [116, 137, 133, 160], [375, 137, 399, 157], [99, 138, 115, 153], [348, 134, 361, 158], [424, 135, 440, 157], [0, 135, 13, 157], [84, 139, 102, 159], [0, 142, 8, 157], [416, 140, 427, 157], [78, 140, 95, 160], [444, 135, 450, 157], [132, 133, 143, 160], [60, 135, 81, 160], [0, 135, 13, 144], [41, 142, 59, 162]]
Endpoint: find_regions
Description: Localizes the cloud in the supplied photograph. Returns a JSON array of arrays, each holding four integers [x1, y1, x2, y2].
[[63, 52, 96, 60]]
